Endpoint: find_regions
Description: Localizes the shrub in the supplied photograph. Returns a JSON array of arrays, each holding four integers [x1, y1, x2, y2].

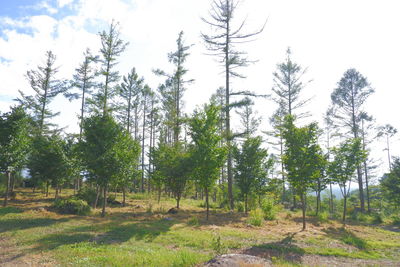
[[247, 208, 264, 226], [236, 201, 244, 212], [261, 199, 276, 220], [391, 215, 400, 225], [188, 216, 200, 226], [211, 233, 226, 254], [53, 198, 91, 215], [371, 213, 383, 224], [317, 211, 330, 223], [76, 187, 98, 205]]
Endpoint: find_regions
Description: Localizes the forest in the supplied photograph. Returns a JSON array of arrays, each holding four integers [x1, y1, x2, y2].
[[1, 0, 400, 266]]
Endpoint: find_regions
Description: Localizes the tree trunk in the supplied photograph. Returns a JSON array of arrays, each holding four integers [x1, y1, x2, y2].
[[206, 188, 210, 221], [122, 186, 126, 207], [55, 184, 59, 200], [245, 194, 248, 214], [94, 185, 100, 209], [101, 185, 107, 217], [343, 195, 347, 227], [329, 183, 334, 214], [301, 193, 306, 231], [176, 194, 180, 209], [46, 181, 49, 197], [3, 171, 11, 207], [158, 187, 161, 204], [10, 173, 15, 193]]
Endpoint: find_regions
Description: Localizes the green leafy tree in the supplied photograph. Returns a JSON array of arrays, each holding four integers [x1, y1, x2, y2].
[[381, 158, 400, 210], [113, 130, 141, 206], [330, 68, 374, 212], [201, 0, 265, 210], [281, 115, 325, 230], [17, 51, 66, 134], [233, 136, 269, 213], [0, 106, 31, 206], [28, 134, 69, 200], [81, 114, 124, 217], [189, 104, 226, 220], [328, 138, 366, 225]]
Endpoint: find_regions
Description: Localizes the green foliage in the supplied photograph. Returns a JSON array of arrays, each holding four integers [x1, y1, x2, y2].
[[317, 211, 330, 223], [53, 198, 91, 215], [76, 187, 97, 205], [381, 157, 400, 209], [233, 136, 269, 213], [236, 201, 244, 212], [211, 233, 226, 255], [247, 208, 264, 227], [260, 198, 276, 220], [390, 215, 400, 225], [187, 216, 199, 226], [189, 104, 226, 218], [28, 134, 69, 191]]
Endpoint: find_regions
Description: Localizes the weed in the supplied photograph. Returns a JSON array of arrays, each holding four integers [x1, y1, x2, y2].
[[187, 216, 199, 226], [247, 208, 264, 226], [211, 233, 226, 255]]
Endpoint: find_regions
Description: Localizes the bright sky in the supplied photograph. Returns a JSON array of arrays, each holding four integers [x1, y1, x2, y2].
[[0, 0, 399, 181]]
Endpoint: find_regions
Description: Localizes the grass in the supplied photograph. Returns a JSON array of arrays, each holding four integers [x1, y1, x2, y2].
[[0, 188, 400, 266]]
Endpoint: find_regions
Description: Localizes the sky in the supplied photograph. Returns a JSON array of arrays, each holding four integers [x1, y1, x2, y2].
[[0, 0, 399, 182]]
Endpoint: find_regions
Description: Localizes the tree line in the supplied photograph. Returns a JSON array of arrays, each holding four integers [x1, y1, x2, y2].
[[1, 0, 399, 229]]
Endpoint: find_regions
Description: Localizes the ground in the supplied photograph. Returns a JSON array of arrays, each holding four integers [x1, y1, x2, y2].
[[0, 189, 399, 267]]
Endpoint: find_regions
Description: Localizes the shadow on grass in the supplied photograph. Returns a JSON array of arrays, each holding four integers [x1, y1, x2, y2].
[[93, 219, 177, 244], [0, 217, 69, 233], [0, 206, 23, 216], [322, 227, 368, 249], [241, 232, 305, 264]]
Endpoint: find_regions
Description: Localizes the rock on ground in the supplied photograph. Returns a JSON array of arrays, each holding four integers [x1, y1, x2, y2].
[[203, 254, 272, 267]]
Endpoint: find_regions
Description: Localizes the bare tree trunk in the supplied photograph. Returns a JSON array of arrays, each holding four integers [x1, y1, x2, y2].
[[329, 183, 334, 214], [206, 187, 210, 221], [55, 184, 59, 200], [10, 173, 15, 193], [301, 193, 306, 231], [94, 185, 100, 209], [101, 185, 107, 217], [122, 186, 126, 207], [46, 181, 49, 197], [3, 171, 11, 207]]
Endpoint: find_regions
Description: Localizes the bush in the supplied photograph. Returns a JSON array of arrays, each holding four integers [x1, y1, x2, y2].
[[371, 213, 384, 224], [261, 199, 276, 220], [236, 201, 244, 212], [317, 211, 330, 223], [247, 208, 264, 226], [188, 216, 200, 226], [211, 233, 226, 254], [391, 215, 400, 225], [53, 198, 91, 215], [76, 187, 98, 205]]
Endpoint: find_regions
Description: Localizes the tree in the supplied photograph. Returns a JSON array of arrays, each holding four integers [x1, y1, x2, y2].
[[17, 51, 66, 134], [65, 49, 98, 140], [154, 31, 193, 144], [201, 0, 265, 210], [92, 21, 128, 116], [281, 115, 324, 230], [328, 138, 366, 225], [113, 130, 141, 206], [189, 104, 226, 220], [0, 106, 31, 206], [272, 48, 311, 118], [236, 97, 260, 138], [28, 134, 69, 200], [233, 136, 268, 213], [381, 157, 400, 209], [377, 124, 397, 172], [117, 67, 144, 134], [330, 68, 374, 212], [81, 114, 124, 217]]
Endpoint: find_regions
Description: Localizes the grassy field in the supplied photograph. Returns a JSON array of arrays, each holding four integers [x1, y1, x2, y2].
[[0, 189, 399, 267]]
